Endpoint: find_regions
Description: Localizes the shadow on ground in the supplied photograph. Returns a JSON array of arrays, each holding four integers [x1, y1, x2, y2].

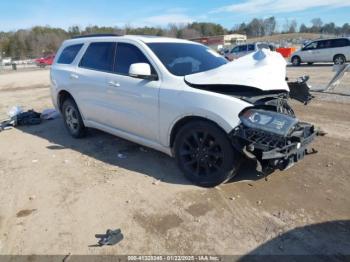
[[17, 118, 265, 186], [239, 220, 350, 261]]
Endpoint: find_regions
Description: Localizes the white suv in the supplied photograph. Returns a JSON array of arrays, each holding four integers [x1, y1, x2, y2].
[[226, 42, 273, 61], [51, 34, 316, 187], [291, 37, 350, 66]]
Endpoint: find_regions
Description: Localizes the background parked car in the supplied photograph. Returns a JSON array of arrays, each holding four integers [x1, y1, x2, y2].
[[225, 42, 274, 61], [35, 54, 55, 67], [0, 57, 12, 66], [291, 37, 350, 66]]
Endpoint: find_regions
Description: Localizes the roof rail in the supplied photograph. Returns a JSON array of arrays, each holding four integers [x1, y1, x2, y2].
[[71, 34, 123, 39]]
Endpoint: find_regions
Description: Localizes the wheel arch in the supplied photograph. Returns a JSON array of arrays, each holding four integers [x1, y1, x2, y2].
[[291, 55, 301, 62], [57, 90, 75, 112], [169, 115, 232, 150], [333, 53, 346, 62]]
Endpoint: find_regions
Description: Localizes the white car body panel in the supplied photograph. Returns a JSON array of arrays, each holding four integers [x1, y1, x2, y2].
[[51, 36, 288, 157]]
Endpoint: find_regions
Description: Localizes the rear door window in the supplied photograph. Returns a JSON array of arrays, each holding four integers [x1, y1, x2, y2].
[[317, 40, 332, 49], [57, 44, 83, 64], [79, 42, 116, 72], [114, 43, 155, 75]]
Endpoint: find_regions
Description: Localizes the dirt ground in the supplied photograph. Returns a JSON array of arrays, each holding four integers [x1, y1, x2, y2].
[[0, 65, 349, 257]]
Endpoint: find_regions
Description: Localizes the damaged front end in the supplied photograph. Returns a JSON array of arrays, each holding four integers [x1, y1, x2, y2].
[[184, 48, 318, 173], [231, 108, 316, 173]]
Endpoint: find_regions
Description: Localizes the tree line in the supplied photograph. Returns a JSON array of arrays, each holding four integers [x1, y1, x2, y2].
[[1, 18, 349, 59]]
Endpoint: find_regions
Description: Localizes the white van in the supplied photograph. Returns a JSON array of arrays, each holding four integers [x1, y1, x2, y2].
[[291, 38, 350, 66]]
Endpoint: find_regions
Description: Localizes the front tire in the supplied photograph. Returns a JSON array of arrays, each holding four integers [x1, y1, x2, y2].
[[174, 120, 241, 187], [291, 56, 301, 66], [62, 98, 86, 138]]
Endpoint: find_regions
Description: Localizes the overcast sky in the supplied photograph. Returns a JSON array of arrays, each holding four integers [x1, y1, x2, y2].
[[1, 0, 350, 31]]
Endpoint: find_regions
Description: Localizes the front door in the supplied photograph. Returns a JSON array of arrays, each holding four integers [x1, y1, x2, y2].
[[104, 42, 160, 142], [301, 41, 318, 62]]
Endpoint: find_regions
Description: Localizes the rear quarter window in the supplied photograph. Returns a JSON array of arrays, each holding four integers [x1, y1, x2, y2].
[[332, 39, 350, 48], [57, 44, 83, 64]]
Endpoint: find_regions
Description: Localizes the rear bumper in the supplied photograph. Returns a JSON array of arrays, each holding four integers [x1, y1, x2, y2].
[[231, 122, 316, 171]]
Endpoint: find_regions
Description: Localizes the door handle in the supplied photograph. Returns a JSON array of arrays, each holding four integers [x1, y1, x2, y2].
[[70, 73, 79, 79], [108, 81, 120, 87]]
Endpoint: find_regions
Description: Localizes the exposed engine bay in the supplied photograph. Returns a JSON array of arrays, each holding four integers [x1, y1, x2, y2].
[[184, 48, 320, 174], [186, 76, 317, 174]]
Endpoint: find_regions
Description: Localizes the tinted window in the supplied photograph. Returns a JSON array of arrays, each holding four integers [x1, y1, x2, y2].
[[304, 42, 317, 50], [257, 43, 269, 50], [231, 46, 239, 53], [114, 43, 154, 75], [239, 45, 247, 52], [332, 38, 349, 48], [248, 44, 255, 51], [317, 40, 332, 49], [57, 44, 83, 64], [147, 43, 227, 76], [80, 42, 115, 72]]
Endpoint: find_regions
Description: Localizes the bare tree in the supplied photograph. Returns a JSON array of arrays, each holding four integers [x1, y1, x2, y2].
[[263, 17, 276, 36]]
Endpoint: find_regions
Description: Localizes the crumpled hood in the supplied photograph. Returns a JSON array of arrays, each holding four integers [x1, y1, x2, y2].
[[185, 49, 289, 92]]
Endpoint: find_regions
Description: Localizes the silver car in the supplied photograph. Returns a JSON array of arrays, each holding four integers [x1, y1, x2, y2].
[[226, 43, 273, 61]]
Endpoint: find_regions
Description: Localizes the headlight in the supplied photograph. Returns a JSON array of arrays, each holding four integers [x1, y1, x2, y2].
[[240, 109, 298, 136]]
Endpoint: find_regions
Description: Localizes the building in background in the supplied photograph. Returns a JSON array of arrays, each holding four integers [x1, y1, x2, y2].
[[190, 34, 247, 51]]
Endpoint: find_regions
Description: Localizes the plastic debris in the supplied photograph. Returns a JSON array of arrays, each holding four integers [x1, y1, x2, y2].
[[152, 179, 161, 185], [8, 106, 23, 118], [95, 229, 124, 246], [41, 108, 60, 120]]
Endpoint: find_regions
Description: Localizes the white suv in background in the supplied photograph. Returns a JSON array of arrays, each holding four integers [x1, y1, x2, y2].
[[51, 34, 315, 187], [225, 42, 273, 61], [291, 37, 350, 66]]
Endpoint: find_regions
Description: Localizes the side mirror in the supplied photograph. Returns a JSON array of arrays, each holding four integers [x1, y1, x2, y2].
[[129, 63, 157, 80]]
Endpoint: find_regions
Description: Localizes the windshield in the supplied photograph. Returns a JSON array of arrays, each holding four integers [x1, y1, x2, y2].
[[147, 43, 227, 76]]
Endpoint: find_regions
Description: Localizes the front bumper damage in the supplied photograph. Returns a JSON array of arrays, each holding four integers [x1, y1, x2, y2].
[[231, 121, 316, 173]]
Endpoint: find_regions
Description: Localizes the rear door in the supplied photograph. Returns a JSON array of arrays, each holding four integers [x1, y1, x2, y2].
[[74, 41, 116, 123], [103, 42, 160, 142], [316, 39, 332, 61]]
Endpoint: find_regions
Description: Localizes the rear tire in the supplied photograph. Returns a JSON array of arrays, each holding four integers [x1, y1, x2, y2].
[[174, 120, 241, 187], [62, 98, 86, 138], [333, 54, 346, 65], [291, 56, 301, 66]]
